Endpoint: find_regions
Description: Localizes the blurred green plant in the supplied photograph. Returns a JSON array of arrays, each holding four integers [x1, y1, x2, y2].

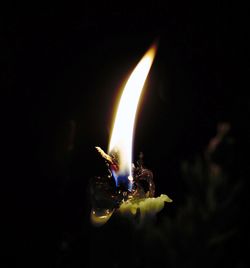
[[138, 123, 246, 268]]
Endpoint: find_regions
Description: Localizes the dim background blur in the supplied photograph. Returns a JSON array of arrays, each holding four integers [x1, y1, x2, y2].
[[2, 2, 250, 267]]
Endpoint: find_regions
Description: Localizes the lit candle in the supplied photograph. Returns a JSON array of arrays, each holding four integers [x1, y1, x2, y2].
[[91, 42, 172, 227]]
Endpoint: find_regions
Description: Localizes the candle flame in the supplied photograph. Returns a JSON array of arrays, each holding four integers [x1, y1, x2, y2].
[[108, 43, 157, 189]]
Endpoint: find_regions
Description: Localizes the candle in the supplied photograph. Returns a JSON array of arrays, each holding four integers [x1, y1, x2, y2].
[[90, 42, 172, 227]]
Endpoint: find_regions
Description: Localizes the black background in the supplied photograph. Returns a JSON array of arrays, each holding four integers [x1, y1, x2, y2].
[[3, 2, 250, 267]]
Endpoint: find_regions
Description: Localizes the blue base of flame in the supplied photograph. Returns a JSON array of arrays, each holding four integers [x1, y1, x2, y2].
[[111, 171, 133, 192]]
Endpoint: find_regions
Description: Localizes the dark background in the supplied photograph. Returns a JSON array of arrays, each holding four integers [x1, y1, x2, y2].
[[3, 2, 250, 267]]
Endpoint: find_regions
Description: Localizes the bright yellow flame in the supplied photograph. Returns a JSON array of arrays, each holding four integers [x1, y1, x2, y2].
[[108, 44, 157, 178]]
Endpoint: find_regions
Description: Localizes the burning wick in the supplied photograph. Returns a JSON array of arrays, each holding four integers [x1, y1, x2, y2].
[[90, 42, 172, 227]]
